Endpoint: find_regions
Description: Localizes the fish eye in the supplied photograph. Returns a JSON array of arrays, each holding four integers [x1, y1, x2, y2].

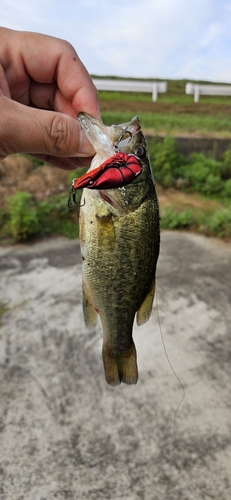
[[134, 146, 146, 158]]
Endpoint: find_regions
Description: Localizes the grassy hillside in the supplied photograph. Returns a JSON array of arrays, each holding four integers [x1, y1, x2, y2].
[[1, 78, 231, 243], [92, 75, 231, 104], [92, 76, 231, 137]]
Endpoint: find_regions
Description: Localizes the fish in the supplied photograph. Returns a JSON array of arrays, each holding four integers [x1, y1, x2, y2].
[[72, 113, 160, 386]]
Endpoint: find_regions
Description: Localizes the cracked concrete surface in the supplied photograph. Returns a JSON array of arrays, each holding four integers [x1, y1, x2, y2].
[[0, 231, 231, 500]]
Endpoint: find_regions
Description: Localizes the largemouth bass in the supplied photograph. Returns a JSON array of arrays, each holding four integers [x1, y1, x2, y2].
[[72, 113, 160, 386]]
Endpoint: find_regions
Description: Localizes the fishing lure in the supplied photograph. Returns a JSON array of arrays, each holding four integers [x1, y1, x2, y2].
[[68, 151, 143, 207], [73, 152, 143, 190]]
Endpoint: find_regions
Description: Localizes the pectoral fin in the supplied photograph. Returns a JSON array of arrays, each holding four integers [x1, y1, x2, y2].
[[136, 277, 156, 326], [82, 282, 98, 331]]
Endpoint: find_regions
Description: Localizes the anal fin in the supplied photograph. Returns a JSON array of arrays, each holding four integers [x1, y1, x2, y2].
[[82, 282, 98, 331], [136, 277, 156, 326]]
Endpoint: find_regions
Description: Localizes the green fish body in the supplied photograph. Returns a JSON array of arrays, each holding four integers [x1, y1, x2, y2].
[[77, 114, 160, 386]]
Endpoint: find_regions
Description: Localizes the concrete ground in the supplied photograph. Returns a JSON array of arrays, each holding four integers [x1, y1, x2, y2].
[[0, 231, 230, 500]]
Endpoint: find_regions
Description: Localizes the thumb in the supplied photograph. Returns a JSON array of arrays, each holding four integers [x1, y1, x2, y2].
[[0, 95, 94, 158]]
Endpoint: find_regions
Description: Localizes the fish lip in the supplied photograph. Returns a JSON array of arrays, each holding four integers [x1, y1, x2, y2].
[[78, 112, 114, 156]]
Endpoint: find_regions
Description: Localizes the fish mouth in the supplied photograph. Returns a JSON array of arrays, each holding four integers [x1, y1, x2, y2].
[[109, 115, 141, 151], [78, 112, 142, 156]]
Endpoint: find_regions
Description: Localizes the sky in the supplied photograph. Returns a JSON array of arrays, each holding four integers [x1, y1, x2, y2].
[[2, 0, 231, 83]]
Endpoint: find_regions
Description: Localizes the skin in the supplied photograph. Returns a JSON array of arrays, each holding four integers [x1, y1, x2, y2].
[[0, 27, 100, 169]]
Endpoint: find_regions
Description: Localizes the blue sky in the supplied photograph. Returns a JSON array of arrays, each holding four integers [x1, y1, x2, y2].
[[2, 0, 231, 82]]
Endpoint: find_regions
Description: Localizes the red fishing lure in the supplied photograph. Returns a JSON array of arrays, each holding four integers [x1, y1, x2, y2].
[[72, 152, 143, 190]]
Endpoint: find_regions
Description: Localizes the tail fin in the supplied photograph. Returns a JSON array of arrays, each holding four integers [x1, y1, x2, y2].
[[102, 340, 138, 386]]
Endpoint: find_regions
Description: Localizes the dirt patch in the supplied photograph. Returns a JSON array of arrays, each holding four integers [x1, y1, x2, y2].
[[157, 185, 223, 211], [99, 97, 231, 116], [0, 155, 71, 208]]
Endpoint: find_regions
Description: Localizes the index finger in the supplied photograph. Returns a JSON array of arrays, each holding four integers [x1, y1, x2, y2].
[[54, 40, 101, 118], [2, 29, 100, 118]]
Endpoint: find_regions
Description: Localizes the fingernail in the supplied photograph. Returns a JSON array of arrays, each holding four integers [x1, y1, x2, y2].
[[78, 129, 95, 156]]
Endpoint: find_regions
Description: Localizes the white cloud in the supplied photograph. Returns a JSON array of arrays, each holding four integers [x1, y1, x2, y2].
[[1, 0, 231, 81]]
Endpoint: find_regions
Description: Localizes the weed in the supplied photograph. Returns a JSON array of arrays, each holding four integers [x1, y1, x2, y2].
[[5, 192, 80, 242], [7, 192, 40, 240], [148, 137, 231, 198], [148, 137, 185, 187], [180, 153, 224, 195], [205, 208, 231, 238], [222, 149, 231, 179], [222, 179, 231, 197], [160, 203, 231, 237], [161, 207, 194, 229]]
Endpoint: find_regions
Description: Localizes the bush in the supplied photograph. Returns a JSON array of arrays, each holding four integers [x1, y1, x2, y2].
[[222, 178, 231, 198], [7, 192, 40, 240], [180, 154, 224, 195], [6, 191, 80, 242], [148, 138, 231, 197], [221, 149, 231, 180], [206, 208, 231, 238], [161, 206, 194, 229], [148, 137, 185, 187]]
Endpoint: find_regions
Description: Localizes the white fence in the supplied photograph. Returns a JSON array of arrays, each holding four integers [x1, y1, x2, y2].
[[186, 82, 231, 102], [92, 79, 167, 102], [92, 79, 231, 103]]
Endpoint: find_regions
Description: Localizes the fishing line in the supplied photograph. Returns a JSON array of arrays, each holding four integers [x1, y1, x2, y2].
[[155, 283, 225, 500]]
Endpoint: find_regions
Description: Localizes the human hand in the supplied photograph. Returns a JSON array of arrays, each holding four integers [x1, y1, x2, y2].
[[0, 27, 100, 169]]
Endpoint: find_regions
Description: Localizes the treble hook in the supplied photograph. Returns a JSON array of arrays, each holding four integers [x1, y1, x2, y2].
[[68, 188, 86, 209]]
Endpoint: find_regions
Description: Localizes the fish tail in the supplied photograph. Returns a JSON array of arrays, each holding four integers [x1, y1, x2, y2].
[[102, 340, 138, 386]]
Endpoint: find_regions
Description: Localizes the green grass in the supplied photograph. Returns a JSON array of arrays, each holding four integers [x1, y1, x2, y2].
[[101, 110, 231, 136], [3, 192, 78, 241], [0, 192, 80, 242], [161, 205, 231, 238], [147, 136, 231, 196], [0, 167, 88, 242], [149, 136, 231, 237], [99, 90, 231, 106], [161, 207, 195, 230]]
